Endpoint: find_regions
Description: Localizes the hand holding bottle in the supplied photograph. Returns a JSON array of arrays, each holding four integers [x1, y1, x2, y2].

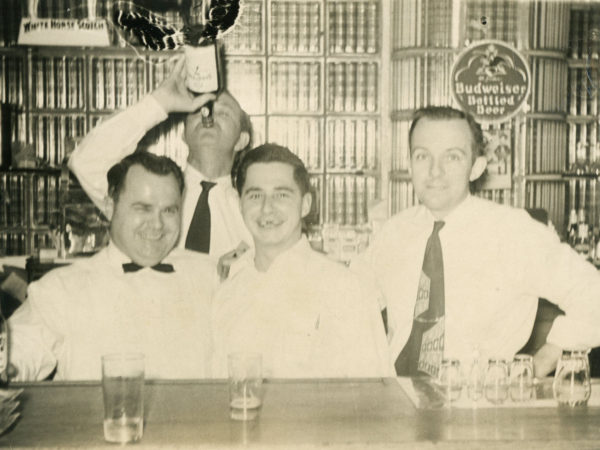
[[152, 57, 216, 115]]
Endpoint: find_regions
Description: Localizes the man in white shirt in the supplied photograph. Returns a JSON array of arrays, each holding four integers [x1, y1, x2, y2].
[[9, 152, 218, 381], [353, 106, 600, 378], [69, 58, 252, 257], [212, 144, 391, 378]]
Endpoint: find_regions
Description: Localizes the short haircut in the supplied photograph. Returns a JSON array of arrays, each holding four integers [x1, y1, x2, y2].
[[107, 152, 185, 201], [408, 106, 485, 161], [235, 143, 311, 196]]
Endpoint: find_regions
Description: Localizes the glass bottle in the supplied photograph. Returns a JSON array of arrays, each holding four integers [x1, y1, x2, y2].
[[183, 0, 223, 127], [484, 358, 509, 405]]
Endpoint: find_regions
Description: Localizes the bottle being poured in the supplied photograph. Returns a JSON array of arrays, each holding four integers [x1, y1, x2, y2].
[[112, 0, 241, 127], [182, 0, 225, 127]]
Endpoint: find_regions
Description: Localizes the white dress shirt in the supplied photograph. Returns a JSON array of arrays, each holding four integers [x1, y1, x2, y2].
[[212, 237, 392, 378], [9, 244, 218, 381], [352, 195, 600, 368], [68, 95, 252, 257]]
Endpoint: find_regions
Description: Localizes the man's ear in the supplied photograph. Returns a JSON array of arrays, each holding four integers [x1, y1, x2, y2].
[[469, 156, 487, 181], [301, 192, 312, 218], [104, 196, 115, 221], [233, 131, 250, 152]]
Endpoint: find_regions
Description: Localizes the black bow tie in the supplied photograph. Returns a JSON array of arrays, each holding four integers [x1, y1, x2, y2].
[[122, 262, 175, 273]]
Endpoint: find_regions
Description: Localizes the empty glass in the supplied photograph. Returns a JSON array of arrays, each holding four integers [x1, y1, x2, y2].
[[484, 358, 509, 405], [510, 354, 534, 402], [466, 357, 485, 402], [552, 348, 591, 407], [438, 358, 462, 402]]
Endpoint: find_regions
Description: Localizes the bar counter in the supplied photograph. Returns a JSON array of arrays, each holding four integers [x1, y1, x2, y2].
[[1, 378, 599, 449]]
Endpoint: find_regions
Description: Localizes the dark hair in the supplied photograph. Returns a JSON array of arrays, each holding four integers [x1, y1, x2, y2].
[[107, 152, 185, 201], [235, 143, 311, 196], [408, 106, 485, 160]]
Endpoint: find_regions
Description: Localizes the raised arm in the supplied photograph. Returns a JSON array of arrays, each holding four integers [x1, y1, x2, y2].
[[68, 57, 214, 215]]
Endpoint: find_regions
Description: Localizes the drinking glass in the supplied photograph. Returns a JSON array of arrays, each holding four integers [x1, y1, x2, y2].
[[438, 358, 462, 402], [101, 353, 144, 444], [467, 357, 485, 402], [552, 348, 591, 407], [228, 353, 263, 421], [484, 358, 509, 405], [510, 354, 534, 402]]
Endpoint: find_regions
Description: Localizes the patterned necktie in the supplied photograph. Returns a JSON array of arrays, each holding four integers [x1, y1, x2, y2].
[[395, 221, 445, 378], [185, 181, 216, 253], [122, 262, 175, 273]]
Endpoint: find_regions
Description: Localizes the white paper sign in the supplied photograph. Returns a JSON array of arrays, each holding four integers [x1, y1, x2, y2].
[[18, 18, 110, 47]]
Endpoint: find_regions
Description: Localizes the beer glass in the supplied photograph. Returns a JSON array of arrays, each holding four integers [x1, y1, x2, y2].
[[552, 348, 591, 407], [484, 358, 509, 405], [509, 354, 534, 402], [438, 358, 462, 402]]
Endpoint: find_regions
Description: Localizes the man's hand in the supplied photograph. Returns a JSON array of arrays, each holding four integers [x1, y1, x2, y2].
[[218, 241, 251, 281], [152, 57, 216, 114], [533, 342, 562, 377]]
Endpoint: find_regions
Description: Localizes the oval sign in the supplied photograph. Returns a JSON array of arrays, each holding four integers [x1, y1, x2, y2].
[[451, 40, 530, 123]]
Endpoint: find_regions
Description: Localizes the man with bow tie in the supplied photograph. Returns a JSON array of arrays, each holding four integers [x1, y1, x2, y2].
[[8, 152, 218, 381]]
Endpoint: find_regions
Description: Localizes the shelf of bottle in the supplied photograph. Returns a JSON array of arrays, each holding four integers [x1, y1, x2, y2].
[[525, 112, 567, 121], [324, 168, 379, 176], [388, 171, 411, 181], [567, 115, 599, 124], [524, 49, 568, 60], [568, 57, 600, 69], [29, 109, 88, 116], [561, 172, 600, 180], [391, 47, 457, 59]]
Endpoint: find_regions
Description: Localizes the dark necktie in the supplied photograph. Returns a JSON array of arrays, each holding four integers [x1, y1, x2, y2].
[[122, 262, 175, 273], [395, 221, 445, 378], [185, 181, 216, 253]]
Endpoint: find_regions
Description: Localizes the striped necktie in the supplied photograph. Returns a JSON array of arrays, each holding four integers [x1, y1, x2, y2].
[[395, 220, 445, 378]]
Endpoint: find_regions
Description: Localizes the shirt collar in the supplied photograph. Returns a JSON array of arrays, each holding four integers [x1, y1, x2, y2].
[[421, 194, 477, 230], [185, 164, 233, 187], [229, 236, 312, 278]]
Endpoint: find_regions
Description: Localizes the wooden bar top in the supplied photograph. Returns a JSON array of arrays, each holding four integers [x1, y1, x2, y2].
[[1, 378, 599, 449]]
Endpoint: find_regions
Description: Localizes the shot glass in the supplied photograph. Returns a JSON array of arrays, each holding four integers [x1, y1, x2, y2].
[[484, 358, 509, 405], [438, 358, 462, 402], [228, 353, 263, 421], [101, 353, 144, 444], [509, 354, 534, 402]]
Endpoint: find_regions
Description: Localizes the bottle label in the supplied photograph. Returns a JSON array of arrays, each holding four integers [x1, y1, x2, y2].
[[184, 44, 219, 94]]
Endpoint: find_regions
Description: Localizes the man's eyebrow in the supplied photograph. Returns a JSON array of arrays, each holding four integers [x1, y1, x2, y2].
[[274, 186, 295, 193], [243, 187, 263, 194]]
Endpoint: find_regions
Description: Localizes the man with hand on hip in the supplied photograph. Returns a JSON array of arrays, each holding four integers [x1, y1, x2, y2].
[[353, 106, 600, 379]]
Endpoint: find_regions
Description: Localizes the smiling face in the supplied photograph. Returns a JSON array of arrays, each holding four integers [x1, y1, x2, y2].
[[184, 91, 248, 162], [107, 165, 182, 266], [240, 162, 312, 255], [410, 118, 487, 219]]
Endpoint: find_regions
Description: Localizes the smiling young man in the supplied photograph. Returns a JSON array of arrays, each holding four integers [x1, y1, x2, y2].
[[8, 152, 218, 381], [353, 106, 600, 379], [69, 58, 252, 257], [211, 144, 391, 378]]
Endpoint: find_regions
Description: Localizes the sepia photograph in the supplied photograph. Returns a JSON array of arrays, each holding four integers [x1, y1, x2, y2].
[[0, 0, 600, 447]]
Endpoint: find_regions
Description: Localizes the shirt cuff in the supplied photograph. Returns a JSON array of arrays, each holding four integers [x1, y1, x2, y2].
[[134, 94, 169, 127], [546, 315, 600, 349]]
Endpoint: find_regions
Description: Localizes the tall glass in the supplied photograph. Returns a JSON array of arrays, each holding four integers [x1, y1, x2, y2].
[[101, 353, 144, 443], [509, 354, 534, 402], [553, 348, 591, 407], [484, 358, 509, 405]]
